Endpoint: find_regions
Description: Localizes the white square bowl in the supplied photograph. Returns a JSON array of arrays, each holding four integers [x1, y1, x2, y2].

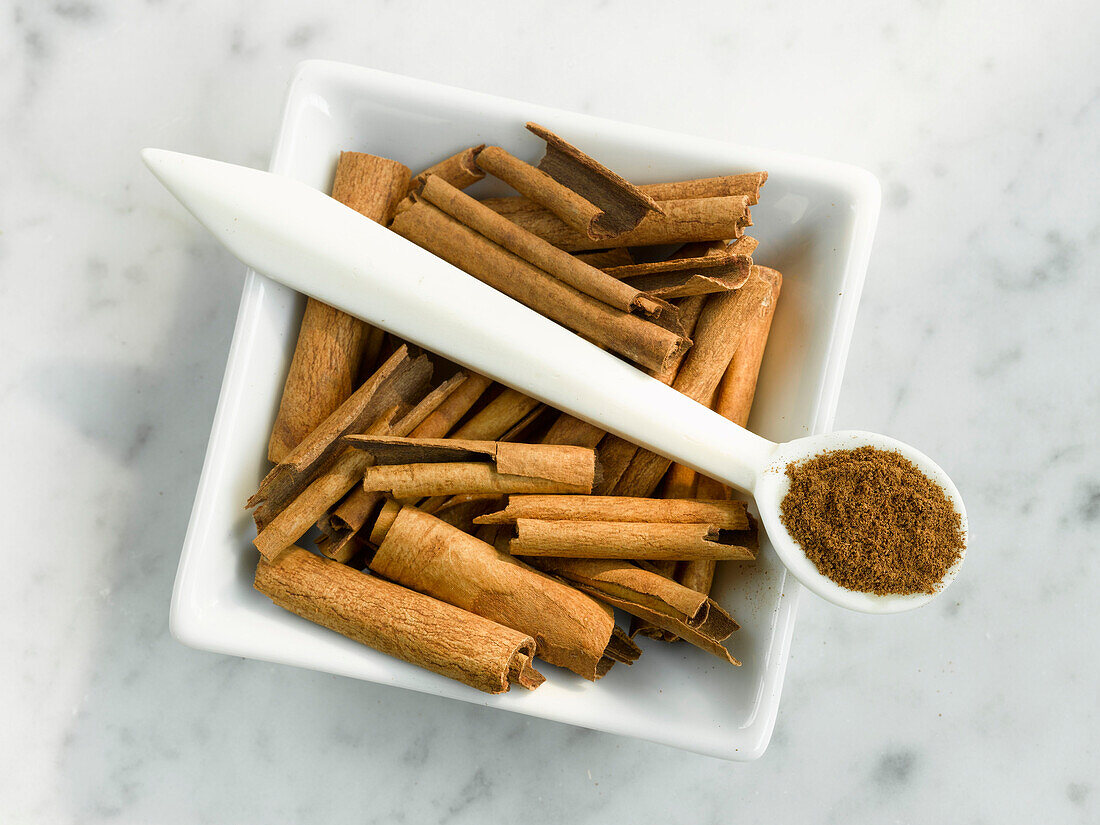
[[171, 60, 880, 761]]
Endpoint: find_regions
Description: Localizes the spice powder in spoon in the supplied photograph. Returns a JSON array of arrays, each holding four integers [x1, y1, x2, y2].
[[779, 446, 964, 595]]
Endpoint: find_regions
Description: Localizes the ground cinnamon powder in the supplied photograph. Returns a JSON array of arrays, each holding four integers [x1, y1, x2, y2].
[[779, 446, 964, 595]]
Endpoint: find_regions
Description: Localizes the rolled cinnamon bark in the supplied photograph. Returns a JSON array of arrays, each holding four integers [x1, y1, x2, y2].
[[480, 194, 753, 251], [475, 495, 749, 527], [417, 176, 667, 316], [316, 489, 384, 562], [346, 435, 595, 482], [525, 122, 664, 237], [268, 152, 410, 461], [476, 145, 609, 240], [481, 172, 767, 216], [409, 145, 486, 192], [360, 461, 593, 499], [603, 248, 753, 299], [371, 508, 634, 679], [390, 200, 690, 371], [641, 172, 768, 203], [255, 547, 544, 694], [509, 519, 756, 560], [248, 347, 433, 527], [526, 557, 740, 665]]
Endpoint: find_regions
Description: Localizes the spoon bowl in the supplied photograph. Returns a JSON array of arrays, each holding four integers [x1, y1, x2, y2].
[[754, 429, 968, 613]]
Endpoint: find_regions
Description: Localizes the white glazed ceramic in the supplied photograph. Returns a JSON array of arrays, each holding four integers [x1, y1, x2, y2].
[[167, 60, 882, 760], [145, 149, 966, 614]]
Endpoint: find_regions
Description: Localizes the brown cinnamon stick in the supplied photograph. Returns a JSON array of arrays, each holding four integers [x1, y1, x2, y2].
[[371, 507, 635, 679], [476, 145, 608, 239], [475, 495, 749, 527], [255, 547, 544, 694], [481, 172, 767, 216], [416, 175, 668, 317], [360, 462, 592, 498], [508, 519, 756, 560], [481, 195, 753, 251], [525, 557, 740, 665], [410, 145, 486, 192], [248, 347, 432, 527], [390, 200, 690, 371], [347, 435, 593, 480], [353, 434, 596, 500], [641, 172, 768, 203], [603, 248, 753, 299], [267, 152, 410, 461], [525, 122, 664, 237]]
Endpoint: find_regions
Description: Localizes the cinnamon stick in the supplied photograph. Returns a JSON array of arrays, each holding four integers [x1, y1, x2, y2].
[[526, 557, 740, 665], [475, 145, 609, 240], [417, 175, 668, 316], [641, 172, 768, 203], [267, 152, 410, 461], [508, 519, 756, 561], [248, 347, 433, 527], [255, 547, 544, 694], [347, 435, 594, 481], [525, 122, 663, 237], [480, 195, 753, 251], [390, 200, 690, 371], [360, 462, 591, 498], [475, 495, 749, 527], [352, 433, 595, 499], [480, 172, 767, 216], [316, 489, 384, 562], [371, 507, 635, 679], [410, 145, 486, 192], [603, 247, 753, 299]]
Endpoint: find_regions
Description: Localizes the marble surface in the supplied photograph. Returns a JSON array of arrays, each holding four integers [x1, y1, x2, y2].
[[3, 1, 1098, 821]]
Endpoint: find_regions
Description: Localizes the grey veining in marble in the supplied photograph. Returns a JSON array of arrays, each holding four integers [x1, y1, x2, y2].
[[2, 1, 1098, 822]]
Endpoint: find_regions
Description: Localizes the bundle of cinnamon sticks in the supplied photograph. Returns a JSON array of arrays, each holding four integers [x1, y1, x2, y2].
[[247, 123, 783, 694]]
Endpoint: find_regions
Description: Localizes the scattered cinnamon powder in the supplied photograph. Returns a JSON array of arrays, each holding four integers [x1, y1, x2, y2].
[[779, 446, 964, 595]]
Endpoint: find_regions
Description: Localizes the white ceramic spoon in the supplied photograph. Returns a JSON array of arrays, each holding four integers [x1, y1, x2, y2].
[[143, 149, 967, 614]]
